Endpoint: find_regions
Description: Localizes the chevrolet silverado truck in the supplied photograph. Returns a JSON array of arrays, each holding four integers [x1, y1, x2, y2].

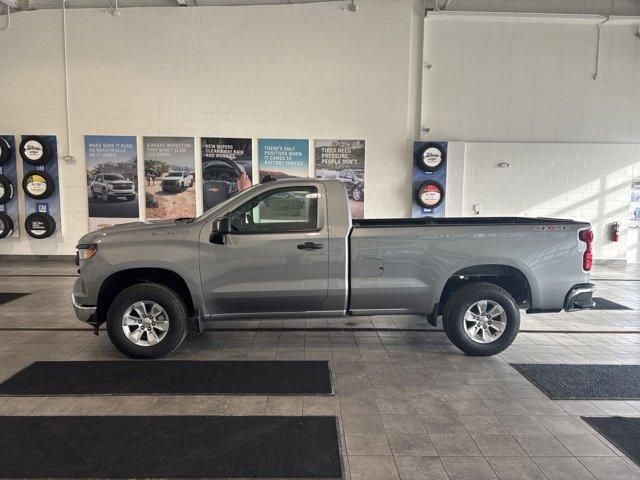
[[161, 171, 193, 192], [72, 179, 595, 359]]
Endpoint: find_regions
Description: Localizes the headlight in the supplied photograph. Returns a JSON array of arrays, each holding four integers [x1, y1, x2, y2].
[[77, 243, 98, 261], [107, 184, 114, 190]]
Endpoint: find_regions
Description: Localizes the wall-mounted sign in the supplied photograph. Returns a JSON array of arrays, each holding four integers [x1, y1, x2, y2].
[[144, 137, 195, 220], [0, 135, 19, 239], [258, 139, 309, 182], [412, 141, 447, 218], [21, 135, 61, 239], [201, 137, 252, 212], [315, 139, 365, 219], [85, 136, 139, 231]]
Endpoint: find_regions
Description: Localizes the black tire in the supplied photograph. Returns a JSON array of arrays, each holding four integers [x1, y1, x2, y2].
[[0, 137, 11, 166], [442, 282, 520, 356], [19, 136, 50, 166], [0, 174, 14, 204], [24, 212, 56, 239], [22, 170, 55, 200], [415, 181, 444, 209], [352, 186, 364, 202], [106, 283, 188, 359], [415, 142, 446, 172], [0, 212, 14, 239]]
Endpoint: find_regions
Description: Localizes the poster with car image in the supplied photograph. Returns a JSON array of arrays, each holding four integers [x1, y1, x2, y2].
[[20, 135, 61, 238], [0, 135, 19, 239], [201, 137, 252, 212], [144, 137, 195, 220], [85, 135, 139, 231], [258, 139, 309, 182], [411, 141, 447, 218], [315, 139, 365, 219]]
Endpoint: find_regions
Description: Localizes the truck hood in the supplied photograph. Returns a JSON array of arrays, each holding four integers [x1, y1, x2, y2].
[[78, 219, 184, 244]]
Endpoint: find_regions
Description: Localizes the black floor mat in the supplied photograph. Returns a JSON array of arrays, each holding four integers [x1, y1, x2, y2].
[[592, 297, 632, 310], [0, 415, 342, 478], [512, 364, 640, 400], [583, 416, 640, 466], [0, 360, 332, 396], [0, 292, 29, 305]]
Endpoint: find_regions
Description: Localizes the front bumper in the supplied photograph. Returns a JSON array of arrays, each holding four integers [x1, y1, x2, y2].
[[72, 294, 97, 324], [108, 189, 136, 196], [564, 283, 596, 311]]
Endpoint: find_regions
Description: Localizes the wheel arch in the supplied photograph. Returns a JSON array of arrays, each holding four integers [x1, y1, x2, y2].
[[432, 263, 536, 322], [96, 267, 195, 325]]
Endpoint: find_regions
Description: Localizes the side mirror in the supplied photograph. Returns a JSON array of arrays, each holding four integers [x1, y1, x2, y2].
[[209, 217, 230, 244]]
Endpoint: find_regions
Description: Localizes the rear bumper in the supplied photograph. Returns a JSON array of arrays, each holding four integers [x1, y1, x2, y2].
[[564, 283, 596, 312], [72, 294, 97, 324]]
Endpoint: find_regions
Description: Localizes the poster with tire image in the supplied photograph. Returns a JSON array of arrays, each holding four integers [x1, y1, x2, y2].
[[411, 141, 447, 218], [20, 135, 61, 239], [314, 139, 365, 219], [144, 137, 195, 220], [201, 137, 252, 212], [0, 135, 19, 239], [85, 136, 139, 231]]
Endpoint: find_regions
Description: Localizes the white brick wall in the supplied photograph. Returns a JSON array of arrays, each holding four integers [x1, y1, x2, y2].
[[0, 0, 423, 255], [447, 142, 640, 259], [422, 13, 640, 144]]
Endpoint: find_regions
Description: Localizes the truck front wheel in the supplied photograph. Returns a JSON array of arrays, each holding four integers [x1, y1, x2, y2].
[[106, 283, 188, 359], [442, 282, 520, 356]]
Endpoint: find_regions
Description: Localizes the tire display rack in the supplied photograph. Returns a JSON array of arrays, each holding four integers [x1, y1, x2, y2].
[[0, 135, 19, 239], [411, 141, 448, 218], [20, 135, 62, 239]]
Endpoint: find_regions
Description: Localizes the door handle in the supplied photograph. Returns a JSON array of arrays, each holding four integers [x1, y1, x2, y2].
[[297, 242, 323, 251]]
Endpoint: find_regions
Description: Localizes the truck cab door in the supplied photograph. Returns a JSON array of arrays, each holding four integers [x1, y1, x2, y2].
[[198, 184, 329, 316]]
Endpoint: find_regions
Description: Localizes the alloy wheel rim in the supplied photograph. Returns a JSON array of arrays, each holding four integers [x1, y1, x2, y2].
[[122, 301, 169, 347], [463, 299, 507, 344]]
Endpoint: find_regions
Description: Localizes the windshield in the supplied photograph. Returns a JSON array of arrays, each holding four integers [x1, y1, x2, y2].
[[103, 174, 125, 180], [193, 183, 262, 222], [167, 172, 183, 177]]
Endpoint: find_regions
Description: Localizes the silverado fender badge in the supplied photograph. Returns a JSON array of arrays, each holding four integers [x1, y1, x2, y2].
[[534, 225, 568, 231], [151, 230, 190, 236]]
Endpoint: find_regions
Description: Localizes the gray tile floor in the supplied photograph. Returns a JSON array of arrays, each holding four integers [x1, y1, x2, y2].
[[1, 258, 640, 479]]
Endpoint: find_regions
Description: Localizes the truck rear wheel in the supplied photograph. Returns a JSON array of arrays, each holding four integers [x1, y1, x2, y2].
[[106, 283, 188, 359], [442, 282, 520, 356]]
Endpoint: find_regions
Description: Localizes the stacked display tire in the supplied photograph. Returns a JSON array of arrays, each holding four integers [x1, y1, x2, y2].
[[0, 137, 15, 239], [414, 143, 446, 211], [20, 136, 57, 239]]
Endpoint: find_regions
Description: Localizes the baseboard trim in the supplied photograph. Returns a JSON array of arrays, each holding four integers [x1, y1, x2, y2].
[[0, 255, 75, 261], [594, 258, 627, 266]]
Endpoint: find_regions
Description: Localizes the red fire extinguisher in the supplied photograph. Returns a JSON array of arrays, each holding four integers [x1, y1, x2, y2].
[[611, 222, 620, 242]]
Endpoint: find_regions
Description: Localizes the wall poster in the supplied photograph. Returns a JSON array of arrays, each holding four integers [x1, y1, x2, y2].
[[201, 137, 252, 212], [143, 137, 195, 220], [411, 141, 448, 218], [315, 139, 365, 219], [0, 135, 19, 239], [85, 135, 139, 231], [258, 139, 309, 182], [20, 135, 62, 239]]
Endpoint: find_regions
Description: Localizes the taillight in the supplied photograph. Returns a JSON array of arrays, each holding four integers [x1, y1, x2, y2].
[[579, 229, 593, 271]]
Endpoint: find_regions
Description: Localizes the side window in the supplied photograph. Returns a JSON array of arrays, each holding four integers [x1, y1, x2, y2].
[[228, 186, 319, 233]]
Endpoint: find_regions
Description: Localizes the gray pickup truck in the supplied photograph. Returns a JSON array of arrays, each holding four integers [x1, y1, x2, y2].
[[72, 179, 595, 359]]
